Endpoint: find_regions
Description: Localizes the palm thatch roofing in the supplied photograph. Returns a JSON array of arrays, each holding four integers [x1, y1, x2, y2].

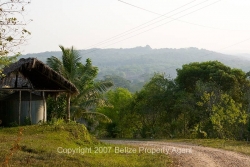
[[0, 58, 79, 95]]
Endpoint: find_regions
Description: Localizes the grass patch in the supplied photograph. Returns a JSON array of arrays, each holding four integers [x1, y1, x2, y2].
[[0, 124, 172, 167], [167, 139, 250, 156]]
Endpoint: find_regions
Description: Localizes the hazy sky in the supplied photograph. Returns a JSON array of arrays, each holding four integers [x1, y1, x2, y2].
[[23, 0, 250, 55]]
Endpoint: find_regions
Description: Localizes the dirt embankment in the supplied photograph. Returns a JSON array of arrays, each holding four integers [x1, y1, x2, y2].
[[101, 140, 250, 167]]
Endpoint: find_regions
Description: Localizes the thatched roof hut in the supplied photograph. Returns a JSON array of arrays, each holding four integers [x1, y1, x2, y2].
[[0, 58, 79, 125], [0, 58, 78, 95]]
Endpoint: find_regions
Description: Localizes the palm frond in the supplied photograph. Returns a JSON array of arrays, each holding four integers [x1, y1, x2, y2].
[[80, 111, 112, 123], [46, 56, 63, 73], [94, 81, 113, 93], [80, 98, 109, 108], [77, 64, 98, 87], [59, 45, 82, 82], [77, 81, 113, 99]]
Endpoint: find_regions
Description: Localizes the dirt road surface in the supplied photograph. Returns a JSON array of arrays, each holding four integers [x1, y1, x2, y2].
[[101, 140, 250, 167]]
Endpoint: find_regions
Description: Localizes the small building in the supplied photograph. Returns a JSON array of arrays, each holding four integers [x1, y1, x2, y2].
[[0, 58, 78, 126]]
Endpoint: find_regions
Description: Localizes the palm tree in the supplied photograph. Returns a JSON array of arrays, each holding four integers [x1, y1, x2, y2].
[[47, 45, 113, 122], [47, 45, 82, 83]]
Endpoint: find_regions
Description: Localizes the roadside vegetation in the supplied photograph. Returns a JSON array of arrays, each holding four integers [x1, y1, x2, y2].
[[0, 122, 172, 167]]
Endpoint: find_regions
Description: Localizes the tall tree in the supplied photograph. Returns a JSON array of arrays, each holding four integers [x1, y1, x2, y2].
[[0, 0, 31, 75], [96, 88, 138, 138], [176, 61, 247, 102], [132, 74, 176, 138], [47, 45, 113, 121], [175, 61, 250, 139]]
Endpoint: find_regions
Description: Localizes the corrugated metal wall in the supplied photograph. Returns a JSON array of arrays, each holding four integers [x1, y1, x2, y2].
[[0, 91, 46, 126]]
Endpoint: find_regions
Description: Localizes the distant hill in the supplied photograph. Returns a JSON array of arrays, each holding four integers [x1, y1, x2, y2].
[[21, 46, 250, 82]]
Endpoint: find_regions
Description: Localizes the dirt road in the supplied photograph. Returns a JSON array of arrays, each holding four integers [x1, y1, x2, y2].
[[101, 140, 250, 167]]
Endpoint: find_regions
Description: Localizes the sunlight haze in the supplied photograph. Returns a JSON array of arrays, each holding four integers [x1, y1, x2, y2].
[[24, 0, 250, 55]]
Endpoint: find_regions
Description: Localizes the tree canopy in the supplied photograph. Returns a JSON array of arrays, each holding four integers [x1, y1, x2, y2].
[[97, 61, 250, 140], [47, 45, 113, 122]]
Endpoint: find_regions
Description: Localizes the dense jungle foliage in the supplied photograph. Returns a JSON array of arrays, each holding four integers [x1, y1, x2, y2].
[[46, 46, 250, 140]]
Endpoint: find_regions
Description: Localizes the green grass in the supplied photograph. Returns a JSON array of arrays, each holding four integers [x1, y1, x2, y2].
[[167, 139, 250, 156], [0, 124, 172, 167]]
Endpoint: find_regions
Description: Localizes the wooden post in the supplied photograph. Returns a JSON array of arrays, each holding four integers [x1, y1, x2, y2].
[[19, 91, 21, 125], [66, 93, 71, 122], [42, 91, 46, 123], [29, 92, 32, 125], [15, 72, 18, 88]]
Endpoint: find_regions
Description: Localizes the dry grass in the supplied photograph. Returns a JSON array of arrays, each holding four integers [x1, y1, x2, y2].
[[2, 128, 23, 167]]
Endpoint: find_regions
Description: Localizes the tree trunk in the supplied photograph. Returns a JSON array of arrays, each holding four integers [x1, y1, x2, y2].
[[42, 91, 46, 123], [19, 91, 21, 125], [29, 92, 32, 125], [66, 93, 71, 122]]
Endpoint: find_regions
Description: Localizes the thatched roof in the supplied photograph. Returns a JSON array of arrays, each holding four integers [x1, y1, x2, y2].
[[0, 58, 79, 95]]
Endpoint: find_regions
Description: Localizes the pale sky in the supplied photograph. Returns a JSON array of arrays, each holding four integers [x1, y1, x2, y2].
[[23, 0, 250, 55]]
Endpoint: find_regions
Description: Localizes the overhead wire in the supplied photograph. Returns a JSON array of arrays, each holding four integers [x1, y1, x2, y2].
[[108, 0, 212, 42], [220, 37, 250, 51], [118, 0, 250, 60], [202, 37, 250, 57], [117, 0, 161, 16], [84, 0, 197, 49], [91, 1, 249, 76], [82, 0, 222, 56], [118, 0, 249, 32]]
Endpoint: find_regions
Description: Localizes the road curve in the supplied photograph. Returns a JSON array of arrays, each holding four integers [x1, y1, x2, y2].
[[101, 140, 250, 167]]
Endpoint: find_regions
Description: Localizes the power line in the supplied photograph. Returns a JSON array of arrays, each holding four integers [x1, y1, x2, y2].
[[118, 0, 249, 32], [82, 0, 222, 56], [112, 0, 212, 42], [202, 37, 250, 58], [118, 0, 250, 61], [220, 37, 250, 51], [87, 0, 208, 49], [117, 0, 161, 16], [84, 0, 197, 49]]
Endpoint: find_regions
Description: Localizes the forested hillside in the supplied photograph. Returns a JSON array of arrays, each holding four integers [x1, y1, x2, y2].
[[21, 46, 250, 91]]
